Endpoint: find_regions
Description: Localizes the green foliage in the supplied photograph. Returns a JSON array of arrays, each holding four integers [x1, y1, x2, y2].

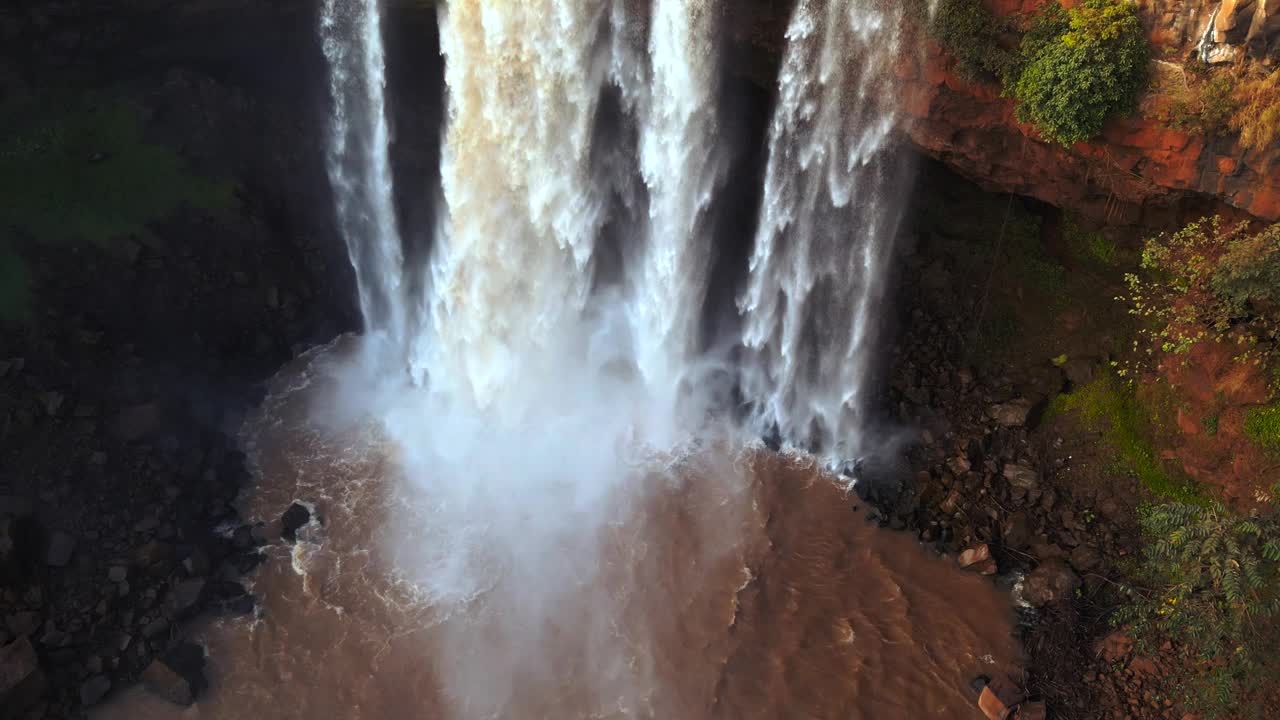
[[928, 0, 1015, 81], [1007, 0, 1149, 145], [1065, 216, 1120, 266], [0, 91, 235, 324], [1168, 73, 1238, 137], [1049, 372, 1202, 502], [0, 93, 235, 250], [1125, 217, 1280, 362], [1245, 403, 1280, 453], [1202, 413, 1220, 437], [1116, 491, 1280, 718]]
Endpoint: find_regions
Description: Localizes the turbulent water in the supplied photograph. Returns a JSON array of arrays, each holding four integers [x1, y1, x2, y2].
[[97, 343, 1018, 720], [99, 1, 1019, 718]]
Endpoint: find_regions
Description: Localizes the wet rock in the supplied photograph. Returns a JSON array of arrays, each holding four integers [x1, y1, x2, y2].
[[44, 531, 76, 567], [977, 672, 1024, 720], [1002, 462, 1038, 492], [1096, 630, 1134, 663], [142, 644, 206, 707], [79, 674, 111, 707], [1001, 513, 1033, 550], [1022, 561, 1080, 607], [280, 502, 311, 543], [988, 399, 1032, 427], [958, 544, 997, 575], [0, 636, 45, 714]]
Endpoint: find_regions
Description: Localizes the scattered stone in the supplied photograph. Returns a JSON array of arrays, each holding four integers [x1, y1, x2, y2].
[[108, 566, 128, 583], [142, 617, 170, 640], [988, 399, 1032, 427], [1096, 630, 1134, 663], [142, 643, 206, 707], [1069, 544, 1102, 572], [1022, 561, 1080, 607], [977, 673, 1024, 720], [1129, 655, 1158, 676], [0, 636, 45, 714], [280, 502, 311, 543], [133, 540, 175, 576], [79, 674, 111, 707], [44, 531, 76, 567]]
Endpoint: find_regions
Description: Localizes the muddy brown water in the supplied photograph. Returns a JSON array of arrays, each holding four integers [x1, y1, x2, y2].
[[97, 346, 1019, 720]]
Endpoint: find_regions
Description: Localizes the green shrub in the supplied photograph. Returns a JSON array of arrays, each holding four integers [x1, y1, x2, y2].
[[1117, 492, 1280, 718], [1065, 216, 1120, 266], [929, 0, 1015, 81], [1007, 0, 1149, 145], [1126, 218, 1280, 361]]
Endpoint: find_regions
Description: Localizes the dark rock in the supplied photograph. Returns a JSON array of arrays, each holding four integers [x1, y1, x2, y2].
[[133, 540, 175, 576], [1022, 560, 1081, 607], [108, 566, 127, 583], [79, 674, 111, 707], [0, 496, 33, 517], [1002, 462, 1038, 492], [166, 578, 207, 618], [6, 613, 39, 638], [112, 403, 162, 441], [0, 636, 45, 715], [1014, 701, 1047, 720], [141, 618, 170, 640], [1095, 630, 1134, 663], [1069, 544, 1102, 572], [44, 531, 76, 567], [142, 643, 206, 707], [988, 399, 1032, 427]]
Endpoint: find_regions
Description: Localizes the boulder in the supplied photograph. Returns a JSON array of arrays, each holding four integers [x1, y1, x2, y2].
[[977, 673, 1024, 720], [166, 578, 207, 618], [0, 636, 45, 715], [280, 502, 311, 543], [79, 674, 111, 707], [988, 399, 1032, 427], [1002, 463, 1038, 492], [112, 403, 162, 441], [959, 544, 997, 575], [1022, 561, 1080, 607]]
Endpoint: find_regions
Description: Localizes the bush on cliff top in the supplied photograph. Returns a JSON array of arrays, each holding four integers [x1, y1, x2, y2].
[[928, 0, 1014, 81], [1007, 0, 1149, 146]]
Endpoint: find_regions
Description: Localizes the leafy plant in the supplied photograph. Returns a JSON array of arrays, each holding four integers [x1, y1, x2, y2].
[[1117, 491, 1280, 718], [928, 0, 1015, 81], [1125, 217, 1280, 362], [1006, 0, 1149, 145], [1231, 68, 1280, 151]]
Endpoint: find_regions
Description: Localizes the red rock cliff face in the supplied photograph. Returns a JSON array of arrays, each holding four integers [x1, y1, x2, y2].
[[899, 0, 1280, 225]]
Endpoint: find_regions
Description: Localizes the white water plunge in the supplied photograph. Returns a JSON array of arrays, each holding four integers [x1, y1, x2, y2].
[[315, 0, 912, 712]]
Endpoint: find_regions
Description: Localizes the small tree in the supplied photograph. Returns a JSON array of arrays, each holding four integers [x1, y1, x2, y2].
[[1118, 490, 1280, 717]]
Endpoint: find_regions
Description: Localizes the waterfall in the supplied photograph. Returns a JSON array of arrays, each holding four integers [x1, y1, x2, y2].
[[319, 0, 408, 352], [628, 0, 728, 406], [737, 0, 910, 459]]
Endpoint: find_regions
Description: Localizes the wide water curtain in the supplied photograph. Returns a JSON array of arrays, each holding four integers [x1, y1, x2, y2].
[[320, 0, 407, 352], [739, 0, 909, 458]]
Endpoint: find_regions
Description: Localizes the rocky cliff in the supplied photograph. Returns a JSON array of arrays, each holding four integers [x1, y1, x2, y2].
[[900, 0, 1280, 225]]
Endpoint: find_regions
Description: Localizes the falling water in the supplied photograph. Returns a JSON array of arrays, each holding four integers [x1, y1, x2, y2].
[[738, 0, 910, 459], [319, 0, 408, 351], [628, 0, 728, 404]]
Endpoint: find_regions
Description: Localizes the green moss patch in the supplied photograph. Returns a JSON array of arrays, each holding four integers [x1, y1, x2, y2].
[[1245, 402, 1280, 453], [1049, 373, 1204, 502], [0, 92, 235, 251]]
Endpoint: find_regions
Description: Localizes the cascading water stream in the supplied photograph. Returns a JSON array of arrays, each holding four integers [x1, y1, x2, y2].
[[319, 0, 409, 354], [738, 0, 910, 460]]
